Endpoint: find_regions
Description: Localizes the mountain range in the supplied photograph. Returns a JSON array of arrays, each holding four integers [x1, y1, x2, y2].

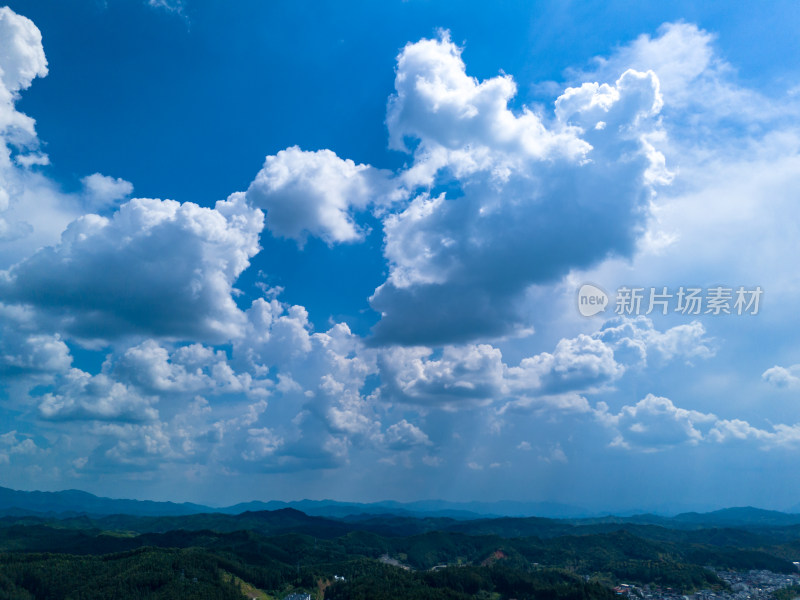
[[3, 486, 800, 530]]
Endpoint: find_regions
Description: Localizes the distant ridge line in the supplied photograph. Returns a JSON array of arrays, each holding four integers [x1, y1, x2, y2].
[[1, 486, 799, 525]]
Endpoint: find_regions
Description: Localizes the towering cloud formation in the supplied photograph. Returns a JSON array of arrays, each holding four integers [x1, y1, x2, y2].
[[369, 33, 669, 344], [0, 7, 48, 243], [0, 7, 47, 149], [242, 33, 670, 346]]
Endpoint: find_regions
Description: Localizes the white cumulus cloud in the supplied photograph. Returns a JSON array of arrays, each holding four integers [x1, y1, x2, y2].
[[370, 33, 669, 345], [80, 173, 134, 211], [762, 364, 800, 388], [246, 146, 401, 246], [38, 369, 158, 423], [0, 193, 263, 343]]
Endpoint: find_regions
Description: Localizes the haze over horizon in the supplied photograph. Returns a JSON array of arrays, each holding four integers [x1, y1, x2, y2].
[[1, 1, 800, 512], [1, 482, 796, 518]]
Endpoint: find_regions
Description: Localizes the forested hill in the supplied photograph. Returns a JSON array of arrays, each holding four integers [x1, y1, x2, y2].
[[3, 487, 800, 599], [1, 503, 800, 599], [0, 518, 796, 599], [6, 505, 800, 546]]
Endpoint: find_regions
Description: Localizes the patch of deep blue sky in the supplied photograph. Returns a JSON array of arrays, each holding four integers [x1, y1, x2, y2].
[[9, 0, 800, 348]]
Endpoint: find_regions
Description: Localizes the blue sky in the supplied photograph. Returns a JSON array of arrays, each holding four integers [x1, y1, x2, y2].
[[1, 0, 800, 513]]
